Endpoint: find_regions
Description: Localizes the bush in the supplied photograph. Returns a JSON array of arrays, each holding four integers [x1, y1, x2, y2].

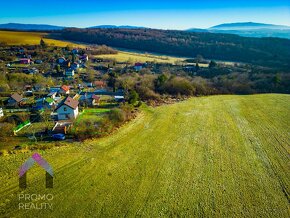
[[136, 86, 160, 101], [108, 109, 126, 124], [0, 122, 15, 137], [127, 90, 139, 105], [161, 77, 195, 96]]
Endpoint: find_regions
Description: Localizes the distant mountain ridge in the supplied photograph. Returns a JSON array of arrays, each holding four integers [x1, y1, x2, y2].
[[88, 25, 146, 29], [187, 22, 290, 39], [209, 22, 290, 30], [1, 22, 290, 39], [0, 23, 65, 31]]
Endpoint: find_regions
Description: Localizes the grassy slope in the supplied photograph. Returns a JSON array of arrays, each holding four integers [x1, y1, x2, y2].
[[0, 94, 289, 217], [0, 31, 81, 47], [95, 51, 187, 64]]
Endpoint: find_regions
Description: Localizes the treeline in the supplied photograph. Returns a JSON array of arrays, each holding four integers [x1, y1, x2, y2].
[[112, 71, 290, 105], [58, 28, 290, 68]]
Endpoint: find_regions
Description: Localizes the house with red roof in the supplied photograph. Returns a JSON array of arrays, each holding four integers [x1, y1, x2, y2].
[[19, 58, 30, 64], [60, 85, 70, 94], [134, 62, 143, 71], [55, 96, 79, 120]]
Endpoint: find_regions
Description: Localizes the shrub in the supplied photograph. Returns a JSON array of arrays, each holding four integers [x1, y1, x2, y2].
[[108, 109, 126, 124], [161, 77, 195, 96]]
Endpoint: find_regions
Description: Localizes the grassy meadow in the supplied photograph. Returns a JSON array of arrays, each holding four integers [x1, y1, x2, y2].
[[0, 94, 289, 217], [95, 51, 186, 64], [0, 31, 81, 47]]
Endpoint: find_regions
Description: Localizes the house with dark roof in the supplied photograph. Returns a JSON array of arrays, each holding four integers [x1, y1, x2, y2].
[[7, 93, 23, 107], [55, 96, 79, 120], [57, 57, 66, 65], [65, 68, 75, 77], [79, 93, 100, 106]]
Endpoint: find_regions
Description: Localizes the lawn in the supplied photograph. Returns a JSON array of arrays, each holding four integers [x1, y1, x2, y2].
[[95, 51, 186, 64], [0, 31, 82, 47], [75, 108, 111, 124], [0, 94, 289, 217]]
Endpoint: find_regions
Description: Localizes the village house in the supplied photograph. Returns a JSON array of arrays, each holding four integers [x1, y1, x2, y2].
[[44, 97, 56, 109], [79, 94, 100, 107], [55, 96, 79, 120], [49, 87, 61, 93], [72, 49, 79, 54], [65, 68, 75, 77], [94, 80, 106, 89], [35, 59, 43, 64], [134, 63, 143, 71], [71, 62, 79, 70], [7, 93, 23, 107], [57, 57, 66, 65], [79, 54, 89, 62], [19, 58, 30, 64], [47, 92, 57, 99], [114, 95, 125, 102], [60, 85, 70, 95]]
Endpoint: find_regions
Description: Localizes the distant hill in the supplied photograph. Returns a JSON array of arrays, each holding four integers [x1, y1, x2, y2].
[[187, 22, 290, 39], [210, 22, 290, 30], [89, 25, 146, 29], [0, 23, 65, 31]]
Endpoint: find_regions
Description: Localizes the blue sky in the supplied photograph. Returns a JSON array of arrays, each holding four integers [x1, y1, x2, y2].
[[0, 0, 290, 29]]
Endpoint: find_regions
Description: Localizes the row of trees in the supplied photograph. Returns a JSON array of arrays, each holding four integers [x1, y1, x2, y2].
[[107, 69, 289, 104]]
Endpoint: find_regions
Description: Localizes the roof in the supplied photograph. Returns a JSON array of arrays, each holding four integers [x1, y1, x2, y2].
[[47, 92, 57, 97], [45, 97, 54, 104], [94, 81, 105, 86], [11, 93, 23, 102], [135, 63, 143, 66], [59, 96, 79, 110], [61, 85, 70, 92], [92, 94, 100, 100]]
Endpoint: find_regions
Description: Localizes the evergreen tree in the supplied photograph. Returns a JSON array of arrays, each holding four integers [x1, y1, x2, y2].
[[40, 38, 47, 48]]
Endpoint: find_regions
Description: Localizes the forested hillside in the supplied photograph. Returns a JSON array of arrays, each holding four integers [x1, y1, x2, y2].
[[58, 28, 290, 68]]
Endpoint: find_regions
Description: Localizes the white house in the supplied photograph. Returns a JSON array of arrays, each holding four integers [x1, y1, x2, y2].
[[55, 97, 79, 120]]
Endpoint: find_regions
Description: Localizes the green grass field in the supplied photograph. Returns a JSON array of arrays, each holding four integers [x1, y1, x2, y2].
[[75, 108, 111, 124], [0, 31, 81, 47], [0, 94, 289, 217]]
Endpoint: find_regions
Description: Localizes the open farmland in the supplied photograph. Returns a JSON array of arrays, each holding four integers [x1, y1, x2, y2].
[[0, 31, 82, 47], [0, 94, 289, 217], [95, 51, 187, 64]]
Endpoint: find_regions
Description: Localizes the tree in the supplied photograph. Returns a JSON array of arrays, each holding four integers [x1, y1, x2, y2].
[[155, 74, 168, 90], [195, 63, 200, 72], [209, 60, 217, 68], [40, 38, 47, 48], [72, 53, 76, 63], [108, 71, 118, 92], [128, 90, 139, 105], [55, 64, 61, 73], [273, 74, 281, 85]]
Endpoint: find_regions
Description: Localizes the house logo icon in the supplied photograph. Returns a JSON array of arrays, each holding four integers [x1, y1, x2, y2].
[[19, 153, 53, 189]]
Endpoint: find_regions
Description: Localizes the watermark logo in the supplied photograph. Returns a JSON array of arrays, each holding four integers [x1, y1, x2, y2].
[[19, 153, 53, 189]]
